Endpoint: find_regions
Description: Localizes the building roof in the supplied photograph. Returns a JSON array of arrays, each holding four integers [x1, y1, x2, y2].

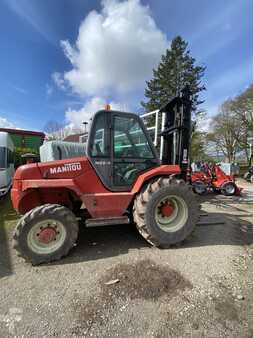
[[63, 133, 87, 143], [0, 128, 45, 138]]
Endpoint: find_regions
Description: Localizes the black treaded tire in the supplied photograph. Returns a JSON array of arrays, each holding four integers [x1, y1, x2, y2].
[[244, 172, 250, 181], [220, 181, 236, 196], [13, 204, 79, 265], [192, 181, 207, 195], [133, 177, 200, 247]]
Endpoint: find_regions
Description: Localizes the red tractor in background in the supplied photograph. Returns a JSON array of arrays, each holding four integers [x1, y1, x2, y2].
[[191, 163, 241, 196], [11, 87, 200, 265]]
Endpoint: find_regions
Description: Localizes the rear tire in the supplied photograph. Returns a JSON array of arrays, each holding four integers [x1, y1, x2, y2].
[[13, 204, 78, 265], [220, 181, 236, 196], [133, 177, 200, 247], [192, 181, 207, 195]]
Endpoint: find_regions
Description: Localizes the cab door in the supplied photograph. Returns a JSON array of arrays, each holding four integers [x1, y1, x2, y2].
[[87, 111, 112, 189], [112, 113, 159, 190], [87, 110, 159, 191]]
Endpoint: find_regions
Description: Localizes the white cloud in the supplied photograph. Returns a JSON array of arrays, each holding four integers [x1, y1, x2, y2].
[[198, 116, 212, 132], [0, 117, 15, 128], [65, 96, 126, 128], [52, 72, 66, 90], [58, 0, 168, 96]]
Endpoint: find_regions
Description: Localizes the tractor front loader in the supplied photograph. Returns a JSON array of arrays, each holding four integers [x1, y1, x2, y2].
[[11, 87, 200, 265]]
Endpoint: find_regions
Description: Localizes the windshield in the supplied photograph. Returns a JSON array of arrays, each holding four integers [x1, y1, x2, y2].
[[0, 147, 6, 169]]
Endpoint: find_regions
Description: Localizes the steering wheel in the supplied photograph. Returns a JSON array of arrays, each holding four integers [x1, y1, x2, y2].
[[123, 167, 139, 182]]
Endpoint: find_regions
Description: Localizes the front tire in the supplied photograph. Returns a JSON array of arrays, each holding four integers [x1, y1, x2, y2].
[[220, 181, 236, 196], [133, 177, 200, 247], [13, 204, 79, 265]]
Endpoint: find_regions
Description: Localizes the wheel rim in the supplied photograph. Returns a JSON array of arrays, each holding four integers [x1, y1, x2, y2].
[[27, 219, 67, 255], [224, 183, 235, 194], [155, 195, 189, 232]]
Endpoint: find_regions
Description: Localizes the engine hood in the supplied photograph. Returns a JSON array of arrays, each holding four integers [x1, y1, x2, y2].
[[38, 157, 87, 179], [14, 163, 42, 180], [14, 157, 89, 180]]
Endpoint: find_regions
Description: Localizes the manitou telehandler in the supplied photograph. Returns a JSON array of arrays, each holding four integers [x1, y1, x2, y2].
[[11, 86, 200, 265]]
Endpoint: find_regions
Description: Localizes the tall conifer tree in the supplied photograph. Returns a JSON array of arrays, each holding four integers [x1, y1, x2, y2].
[[141, 36, 205, 115]]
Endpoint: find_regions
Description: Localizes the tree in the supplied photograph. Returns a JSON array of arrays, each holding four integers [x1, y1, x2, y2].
[[204, 84, 253, 164], [207, 100, 243, 162], [43, 120, 64, 134], [191, 131, 209, 161], [141, 36, 206, 116], [232, 84, 253, 130], [44, 120, 85, 141], [230, 85, 253, 163]]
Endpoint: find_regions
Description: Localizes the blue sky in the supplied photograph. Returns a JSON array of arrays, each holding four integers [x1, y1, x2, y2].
[[0, 0, 253, 131]]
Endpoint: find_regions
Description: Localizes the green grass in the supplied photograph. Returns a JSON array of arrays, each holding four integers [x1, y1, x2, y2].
[[0, 194, 19, 229], [0, 194, 18, 277]]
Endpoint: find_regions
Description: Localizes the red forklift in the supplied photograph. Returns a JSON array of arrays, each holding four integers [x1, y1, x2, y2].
[[11, 86, 200, 265]]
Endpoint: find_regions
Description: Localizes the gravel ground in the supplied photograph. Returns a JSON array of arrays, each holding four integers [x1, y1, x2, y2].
[[0, 179, 253, 337]]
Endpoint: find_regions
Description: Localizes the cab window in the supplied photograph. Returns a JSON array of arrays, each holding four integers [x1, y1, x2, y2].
[[113, 116, 154, 159], [7, 149, 14, 167], [91, 113, 109, 157], [113, 115, 156, 187], [0, 147, 6, 169]]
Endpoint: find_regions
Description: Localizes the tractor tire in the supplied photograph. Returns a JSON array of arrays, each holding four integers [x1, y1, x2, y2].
[[244, 172, 250, 181], [220, 181, 236, 196], [133, 177, 200, 247], [13, 204, 78, 265], [192, 181, 207, 195]]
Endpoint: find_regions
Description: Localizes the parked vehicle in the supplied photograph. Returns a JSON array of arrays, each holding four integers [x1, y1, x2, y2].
[[191, 163, 240, 196], [11, 87, 201, 265], [0, 132, 15, 197], [244, 166, 253, 182]]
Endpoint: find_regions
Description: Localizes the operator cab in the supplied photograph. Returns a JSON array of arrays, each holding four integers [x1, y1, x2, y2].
[[87, 110, 160, 191]]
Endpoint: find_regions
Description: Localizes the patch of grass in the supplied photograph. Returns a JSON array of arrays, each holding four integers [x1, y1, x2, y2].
[[0, 194, 17, 277], [0, 194, 19, 229]]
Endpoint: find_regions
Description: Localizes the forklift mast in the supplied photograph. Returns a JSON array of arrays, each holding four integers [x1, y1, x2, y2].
[[159, 86, 192, 179]]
